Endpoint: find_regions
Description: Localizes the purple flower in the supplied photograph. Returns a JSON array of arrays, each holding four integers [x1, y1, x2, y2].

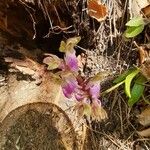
[[61, 75, 78, 98], [89, 83, 100, 98], [43, 36, 107, 121], [75, 90, 85, 101], [65, 51, 78, 72], [86, 81, 100, 99]]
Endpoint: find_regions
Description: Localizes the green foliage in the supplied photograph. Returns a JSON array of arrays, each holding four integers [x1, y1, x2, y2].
[[102, 80, 125, 95], [125, 69, 140, 98], [124, 16, 145, 38], [128, 75, 146, 106], [125, 16, 145, 26], [104, 67, 148, 106], [125, 25, 144, 38], [113, 68, 136, 84]]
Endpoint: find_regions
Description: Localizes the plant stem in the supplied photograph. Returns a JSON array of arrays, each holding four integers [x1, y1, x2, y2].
[[101, 80, 125, 95]]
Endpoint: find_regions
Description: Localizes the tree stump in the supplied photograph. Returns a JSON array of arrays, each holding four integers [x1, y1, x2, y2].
[[0, 73, 86, 149]]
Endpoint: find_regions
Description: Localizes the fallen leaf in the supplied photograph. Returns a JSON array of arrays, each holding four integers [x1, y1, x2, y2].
[[140, 59, 150, 80], [138, 106, 150, 127], [87, 0, 107, 22], [130, 0, 149, 18], [141, 4, 150, 17], [139, 46, 150, 80], [5, 57, 45, 83], [137, 128, 150, 137], [138, 46, 149, 64], [15, 66, 35, 75]]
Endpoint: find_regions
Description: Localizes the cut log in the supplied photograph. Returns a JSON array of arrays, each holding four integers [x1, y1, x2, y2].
[[0, 72, 86, 149]]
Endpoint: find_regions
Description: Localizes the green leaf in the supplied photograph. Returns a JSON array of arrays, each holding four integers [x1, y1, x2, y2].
[[125, 69, 140, 98], [128, 75, 146, 106], [126, 16, 144, 27], [124, 25, 144, 38], [113, 68, 136, 84]]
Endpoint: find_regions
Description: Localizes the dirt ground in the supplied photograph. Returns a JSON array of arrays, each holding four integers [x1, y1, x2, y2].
[[0, 0, 150, 150]]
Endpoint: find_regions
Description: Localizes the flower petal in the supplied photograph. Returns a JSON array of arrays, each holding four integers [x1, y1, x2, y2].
[[91, 99, 107, 121], [90, 83, 100, 98], [66, 37, 81, 51], [86, 81, 100, 99], [59, 37, 81, 53], [75, 90, 85, 101], [76, 101, 91, 117], [59, 41, 66, 52], [65, 51, 78, 72], [43, 55, 60, 70], [61, 75, 78, 98]]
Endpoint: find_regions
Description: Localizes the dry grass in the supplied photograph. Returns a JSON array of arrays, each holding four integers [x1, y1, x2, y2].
[[83, 89, 150, 149]]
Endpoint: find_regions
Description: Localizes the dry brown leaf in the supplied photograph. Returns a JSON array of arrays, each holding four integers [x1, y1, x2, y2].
[[138, 46, 149, 64], [138, 106, 150, 127], [129, 0, 149, 18], [140, 61, 150, 80], [137, 128, 150, 137], [141, 4, 150, 17], [87, 0, 107, 22], [15, 66, 35, 75], [134, 42, 150, 80]]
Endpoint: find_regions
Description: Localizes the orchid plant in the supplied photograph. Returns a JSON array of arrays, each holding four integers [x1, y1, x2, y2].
[[43, 37, 107, 121]]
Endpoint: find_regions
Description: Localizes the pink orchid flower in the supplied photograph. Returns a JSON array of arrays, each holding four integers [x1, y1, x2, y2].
[[43, 37, 107, 121], [61, 75, 79, 98], [86, 81, 100, 99], [64, 50, 79, 72]]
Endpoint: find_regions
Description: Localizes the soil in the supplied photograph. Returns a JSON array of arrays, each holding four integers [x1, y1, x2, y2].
[[0, 0, 150, 150]]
